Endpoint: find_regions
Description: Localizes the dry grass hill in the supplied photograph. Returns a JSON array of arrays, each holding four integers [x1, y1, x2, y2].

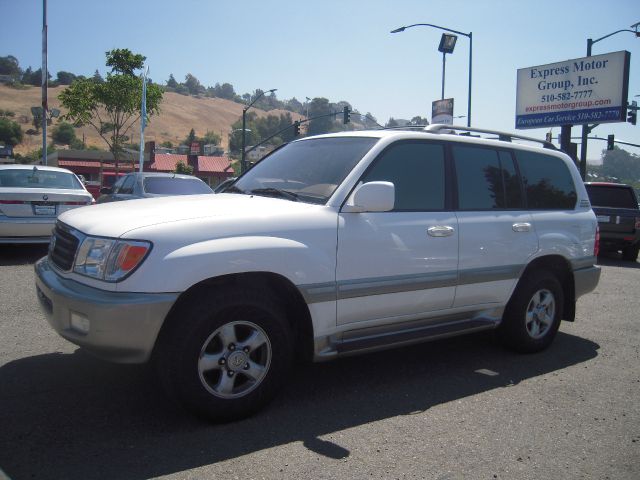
[[0, 84, 303, 155]]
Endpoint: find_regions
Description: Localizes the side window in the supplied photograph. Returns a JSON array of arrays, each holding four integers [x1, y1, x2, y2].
[[454, 146, 504, 209], [360, 142, 445, 211], [516, 151, 577, 210], [118, 175, 135, 194], [453, 146, 525, 210], [499, 151, 524, 209]]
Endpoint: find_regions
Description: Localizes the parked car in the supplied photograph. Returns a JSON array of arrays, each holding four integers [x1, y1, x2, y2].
[[97, 172, 213, 203], [36, 125, 600, 421], [0, 164, 93, 244], [584, 182, 640, 261]]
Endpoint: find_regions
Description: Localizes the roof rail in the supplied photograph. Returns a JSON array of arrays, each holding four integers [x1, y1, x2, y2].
[[380, 124, 429, 131], [424, 124, 557, 150]]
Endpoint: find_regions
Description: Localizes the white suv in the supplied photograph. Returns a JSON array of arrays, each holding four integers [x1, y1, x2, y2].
[[35, 125, 601, 421]]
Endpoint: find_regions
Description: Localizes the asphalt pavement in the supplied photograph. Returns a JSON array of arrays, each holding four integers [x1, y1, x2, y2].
[[0, 245, 638, 480]]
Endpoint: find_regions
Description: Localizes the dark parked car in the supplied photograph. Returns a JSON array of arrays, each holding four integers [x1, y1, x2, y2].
[[97, 172, 213, 203], [585, 182, 640, 261]]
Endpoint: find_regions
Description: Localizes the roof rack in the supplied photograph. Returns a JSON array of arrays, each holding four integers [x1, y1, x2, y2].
[[424, 124, 557, 150]]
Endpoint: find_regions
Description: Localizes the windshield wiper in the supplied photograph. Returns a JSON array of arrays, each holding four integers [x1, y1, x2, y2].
[[249, 188, 299, 202], [224, 185, 245, 194]]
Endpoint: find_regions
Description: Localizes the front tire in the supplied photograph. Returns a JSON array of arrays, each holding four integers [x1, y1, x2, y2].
[[498, 271, 563, 353], [155, 288, 292, 422]]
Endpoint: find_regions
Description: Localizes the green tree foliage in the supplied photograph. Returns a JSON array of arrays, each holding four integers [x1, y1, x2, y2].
[[184, 128, 197, 146], [105, 48, 145, 75], [175, 160, 194, 175], [184, 74, 204, 95], [0, 55, 21, 78], [59, 48, 163, 174], [51, 121, 77, 145], [228, 112, 296, 154], [166, 74, 178, 88], [56, 71, 77, 85], [91, 70, 104, 84], [386, 118, 399, 127], [0, 117, 24, 146], [202, 130, 221, 145], [601, 147, 640, 183], [307, 97, 333, 135], [411, 116, 429, 125]]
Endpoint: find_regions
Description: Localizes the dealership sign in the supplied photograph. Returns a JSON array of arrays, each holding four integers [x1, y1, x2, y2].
[[515, 50, 630, 129], [432, 98, 454, 124]]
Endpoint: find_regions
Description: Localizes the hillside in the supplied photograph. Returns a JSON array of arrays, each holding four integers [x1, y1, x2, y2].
[[0, 84, 303, 155]]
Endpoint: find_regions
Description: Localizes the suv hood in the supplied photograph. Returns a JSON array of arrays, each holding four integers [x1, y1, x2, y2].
[[58, 193, 321, 238]]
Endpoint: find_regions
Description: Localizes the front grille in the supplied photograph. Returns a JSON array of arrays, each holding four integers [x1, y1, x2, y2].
[[50, 223, 80, 271]]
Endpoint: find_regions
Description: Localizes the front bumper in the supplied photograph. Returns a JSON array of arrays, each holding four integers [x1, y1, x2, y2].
[[35, 257, 179, 363]]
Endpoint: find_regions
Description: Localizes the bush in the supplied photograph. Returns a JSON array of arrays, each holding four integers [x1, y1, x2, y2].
[[51, 121, 77, 145]]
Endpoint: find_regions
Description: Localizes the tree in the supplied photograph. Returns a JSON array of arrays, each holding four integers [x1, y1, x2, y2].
[[386, 118, 399, 128], [56, 71, 77, 85], [51, 121, 77, 145], [175, 160, 194, 175], [307, 97, 333, 135], [411, 116, 429, 125], [601, 147, 640, 183], [184, 128, 197, 146], [0, 55, 21, 78], [0, 117, 24, 146], [59, 48, 163, 175], [202, 130, 221, 145], [21, 67, 51, 86], [91, 70, 104, 84], [166, 74, 178, 88], [184, 73, 204, 95]]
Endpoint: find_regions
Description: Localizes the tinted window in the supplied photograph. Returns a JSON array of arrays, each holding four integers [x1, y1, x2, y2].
[[585, 185, 638, 209], [361, 142, 445, 210], [516, 151, 577, 210], [143, 177, 213, 195], [454, 146, 503, 209], [0, 169, 82, 189], [500, 151, 524, 209]]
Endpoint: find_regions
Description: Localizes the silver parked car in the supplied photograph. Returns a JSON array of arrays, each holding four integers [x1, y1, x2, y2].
[[0, 164, 94, 243], [97, 172, 213, 203]]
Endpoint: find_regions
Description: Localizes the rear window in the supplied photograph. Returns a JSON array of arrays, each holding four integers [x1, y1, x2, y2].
[[0, 169, 82, 189], [516, 151, 577, 210], [143, 177, 213, 195], [585, 185, 638, 209]]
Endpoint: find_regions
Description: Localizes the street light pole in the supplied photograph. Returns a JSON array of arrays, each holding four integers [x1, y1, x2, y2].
[[579, 25, 639, 180], [241, 88, 276, 174], [391, 23, 472, 127]]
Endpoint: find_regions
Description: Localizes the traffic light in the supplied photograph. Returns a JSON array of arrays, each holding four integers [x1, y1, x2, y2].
[[628, 100, 637, 125], [343, 106, 350, 124], [545, 131, 552, 143], [293, 121, 300, 137], [607, 134, 615, 151]]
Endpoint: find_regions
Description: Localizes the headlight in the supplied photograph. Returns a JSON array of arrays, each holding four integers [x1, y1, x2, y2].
[[74, 237, 151, 282]]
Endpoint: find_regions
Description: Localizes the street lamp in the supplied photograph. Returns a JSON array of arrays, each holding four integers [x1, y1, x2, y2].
[[438, 33, 457, 100], [578, 23, 640, 180], [241, 88, 277, 173], [391, 23, 472, 127]]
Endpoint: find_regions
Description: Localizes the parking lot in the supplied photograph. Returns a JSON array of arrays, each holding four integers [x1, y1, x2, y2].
[[0, 244, 638, 480]]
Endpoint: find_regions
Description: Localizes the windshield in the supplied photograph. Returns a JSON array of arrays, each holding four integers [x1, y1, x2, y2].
[[0, 169, 83, 190], [143, 177, 213, 195], [233, 137, 378, 204]]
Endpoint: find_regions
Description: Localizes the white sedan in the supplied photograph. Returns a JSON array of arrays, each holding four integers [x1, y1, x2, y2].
[[0, 164, 94, 244]]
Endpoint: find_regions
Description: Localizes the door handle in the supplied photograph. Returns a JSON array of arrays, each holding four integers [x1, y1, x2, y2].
[[427, 226, 455, 237], [512, 222, 531, 232]]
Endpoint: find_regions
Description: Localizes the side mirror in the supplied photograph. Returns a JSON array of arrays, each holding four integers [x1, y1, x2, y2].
[[342, 181, 395, 213], [100, 187, 112, 195]]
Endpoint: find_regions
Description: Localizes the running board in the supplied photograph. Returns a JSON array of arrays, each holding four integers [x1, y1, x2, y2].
[[335, 317, 498, 355]]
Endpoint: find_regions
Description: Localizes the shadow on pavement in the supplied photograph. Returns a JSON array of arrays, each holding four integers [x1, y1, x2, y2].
[[0, 244, 48, 267], [597, 251, 640, 269], [0, 331, 599, 480]]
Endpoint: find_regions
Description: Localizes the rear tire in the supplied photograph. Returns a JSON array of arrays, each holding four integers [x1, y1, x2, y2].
[[497, 271, 563, 353], [622, 245, 639, 262], [155, 287, 292, 422]]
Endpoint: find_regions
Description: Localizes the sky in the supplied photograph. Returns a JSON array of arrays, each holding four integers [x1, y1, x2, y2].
[[1, 0, 639, 161]]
